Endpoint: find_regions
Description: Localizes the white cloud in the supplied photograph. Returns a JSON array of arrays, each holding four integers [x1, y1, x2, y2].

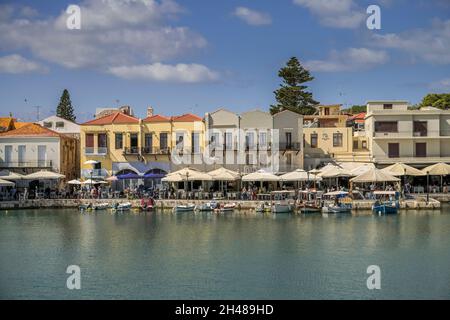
[[430, 78, 450, 90], [233, 7, 272, 26], [108, 63, 219, 83], [0, 54, 48, 74], [305, 48, 389, 72], [371, 19, 450, 65], [0, 0, 207, 69], [293, 0, 365, 28]]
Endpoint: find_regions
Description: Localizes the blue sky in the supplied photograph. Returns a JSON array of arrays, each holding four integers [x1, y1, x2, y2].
[[0, 0, 449, 122]]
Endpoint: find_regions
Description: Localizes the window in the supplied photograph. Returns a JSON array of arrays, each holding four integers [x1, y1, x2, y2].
[[353, 140, 359, 150], [333, 133, 343, 147], [115, 133, 123, 149], [160, 133, 168, 150], [224, 132, 233, 150], [55, 121, 64, 128], [176, 132, 184, 150], [38, 145, 46, 167], [362, 141, 367, 149], [192, 132, 200, 153], [388, 143, 399, 158], [259, 132, 267, 149], [415, 143, 426, 157], [324, 107, 330, 115], [413, 121, 427, 137], [310, 133, 318, 148], [145, 134, 152, 151], [18, 145, 26, 166], [85, 134, 94, 147], [383, 104, 393, 110], [246, 132, 255, 149], [4, 145, 12, 163], [43, 122, 52, 128], [210, 132, 220, 148], [130, 133, 138, 150], [285, 132, 292, 149], [98, 134, 107, 147], [375, 121, 398, 132]]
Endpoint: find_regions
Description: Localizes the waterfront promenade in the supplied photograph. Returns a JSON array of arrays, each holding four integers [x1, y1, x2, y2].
[[0, 195, 442, 210]]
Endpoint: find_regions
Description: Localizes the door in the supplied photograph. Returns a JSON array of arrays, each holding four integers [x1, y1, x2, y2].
[[192, 132, 200, 153], [160, 133, 168, 152], [415, 143, 426, 157], [130, 133, 138, 153], [388, 143, 399, 158], [285, 132, 292, 149], [145, 134, 152, 153], [4, 145, 12, 166], [18, 145, 26, 167], [38, 145, 47, 167]]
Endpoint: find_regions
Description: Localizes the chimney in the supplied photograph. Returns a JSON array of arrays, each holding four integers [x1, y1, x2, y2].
[[147, 106, 154, 118]]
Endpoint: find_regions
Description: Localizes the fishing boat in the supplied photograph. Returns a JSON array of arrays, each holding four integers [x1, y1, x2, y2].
[[92, 203, 110, 211], [297, 190, 323, 213], [196, 201, 217, 212], [79, 203, 92, 211], [272, 202, 293, 213], [372, 191, 400, 214], [174, 204, 196, 212], [270, 191, 295, 214], [255, 202, 271, 213], [219, 203, 236, 213], [113, 202, 132, 211], [322, 191, 352, 213]]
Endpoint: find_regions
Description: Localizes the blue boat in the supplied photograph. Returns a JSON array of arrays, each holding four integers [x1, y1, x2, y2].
[[372, 191, 400, 214]]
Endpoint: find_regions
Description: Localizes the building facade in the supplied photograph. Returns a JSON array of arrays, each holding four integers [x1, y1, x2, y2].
[[0, 123, 78, 180], [365, 101, 450, 166]]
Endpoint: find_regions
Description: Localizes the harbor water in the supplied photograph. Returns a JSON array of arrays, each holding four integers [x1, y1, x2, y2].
[[0, 207, 449, 299]]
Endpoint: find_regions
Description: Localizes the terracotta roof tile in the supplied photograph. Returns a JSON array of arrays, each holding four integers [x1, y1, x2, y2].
[[0, 123, 62, 137], [81, 112, 140, 125], [142, 114, 171, 123], [171, 113, 203, 122], [0, 118, 14, 130]]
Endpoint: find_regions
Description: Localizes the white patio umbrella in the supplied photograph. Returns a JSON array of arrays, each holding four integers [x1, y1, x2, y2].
[[84, 160, 99, 165], [0, 178, 15, 187], [82, 179, 107, 185], [382, 163, 425, 176], [349, 164, 375, 176], [280, 169, 309, 182], [164, 168, 212, 181], [24, 170, 65, 180], [207, 167, 240, 181], [350, 168, 400, 183], [67, 179, 82, 185], [241, 170, 280, 182], [422, 162, 450, 176], [0, 170, 24, 180], [319, 167, 353, 178]]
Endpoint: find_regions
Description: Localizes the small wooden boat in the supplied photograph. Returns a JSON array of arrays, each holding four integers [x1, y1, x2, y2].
[[299, 203, 322, 213], [92, 203, 110, 210], [219, 203, 236, 212], [322, 191, 352, 213], [113, 202, 132, 211], [272, 202, 293, 214], [372, 191, 400, 214], [79, 203, 92, 211], [174, 204, 196, 212], [323, 203, 352, 213], [255, 202, 271, 213], [196, 201, 217, 212], [297, 189, 323, 213]]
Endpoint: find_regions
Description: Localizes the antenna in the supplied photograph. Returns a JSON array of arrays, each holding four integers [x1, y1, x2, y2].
[[33, 106, 42, 121]]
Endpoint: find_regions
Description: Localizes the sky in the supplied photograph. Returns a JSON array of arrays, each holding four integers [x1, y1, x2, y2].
[[0, 0, 449, 123]]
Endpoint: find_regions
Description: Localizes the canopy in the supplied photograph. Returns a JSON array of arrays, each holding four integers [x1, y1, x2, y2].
[[308, 168, 322, 175], [324, 191, 349, 196], [24, 170, 65, 180], [349, 164, 374, 176], [67, 179, 82, 185], [319, 167, 353, 178], [350, 168, 400, 183], [381, 163, 425, 176], [117, 172, 142, 180], [162, 168, 212, 182], [207, 167, 240, 181], [106, 176, 118, 181], [84, 160, 99, 165], [280, 169, 309, 181], [0, 178, 15, 187], [242, 169, 280, 182], [422, 162, 450, 175], [0, 170, 24, 180], [143, 173, 166, 179], [82, 179, 108, 185]]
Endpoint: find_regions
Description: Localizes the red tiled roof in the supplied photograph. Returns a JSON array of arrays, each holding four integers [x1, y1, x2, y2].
[[348, 112, 366, 121], [142, 114, 171, 123], [171, 113, 203, 122], [0, 123, 61, 137], [0, 117, 14, 130], [81, 112, 140, 125]]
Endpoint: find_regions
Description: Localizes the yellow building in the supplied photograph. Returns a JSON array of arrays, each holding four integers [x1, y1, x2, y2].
[[80, 109, 205, 181]]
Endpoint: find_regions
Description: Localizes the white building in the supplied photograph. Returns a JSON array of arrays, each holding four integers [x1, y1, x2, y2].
[[365, 101, 450, 166], [38, 115, 80, 139]]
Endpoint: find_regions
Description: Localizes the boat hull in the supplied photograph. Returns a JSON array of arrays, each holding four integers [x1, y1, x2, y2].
[[272, 204, 293, 214]]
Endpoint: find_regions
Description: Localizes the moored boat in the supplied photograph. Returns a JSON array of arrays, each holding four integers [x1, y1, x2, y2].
[[322, 191, 352, 213], [219, 203, 236, 213], [92, 203, 110, 210], [272, 202, 293, 214], [196, 201, 217, 212], [255, 202, 271, 213], [372, 191, 400, 214], [174, 204, 196, 212]]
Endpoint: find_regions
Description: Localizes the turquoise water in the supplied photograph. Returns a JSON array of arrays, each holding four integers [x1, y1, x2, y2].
[[0, 208, 449, 299]]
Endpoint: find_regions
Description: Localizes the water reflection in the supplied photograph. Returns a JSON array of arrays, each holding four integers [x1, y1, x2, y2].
[[0, 208, 449, 299]]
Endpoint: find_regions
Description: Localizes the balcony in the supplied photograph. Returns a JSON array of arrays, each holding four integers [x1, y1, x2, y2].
[[0, 160, 53, 169], [81, 168, 109, 179], [373, 130, 441, 138], [123, 147, 140, 155], [84, 147, 108, 155], [244, 143, 272, 152], [278, 142, 301, 151], [141, 147, 171, 155]]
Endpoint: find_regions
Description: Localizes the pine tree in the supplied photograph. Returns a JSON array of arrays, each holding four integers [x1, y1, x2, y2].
[[270, 57, 319, 115], [56, 89, 76, 121]]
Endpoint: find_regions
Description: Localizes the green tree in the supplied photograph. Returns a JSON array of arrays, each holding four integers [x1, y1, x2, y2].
[[270, 57, 319, 115], [56, 89, 76, 121], [343, 105, 366, 114], [419, 93, 450, 110]]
